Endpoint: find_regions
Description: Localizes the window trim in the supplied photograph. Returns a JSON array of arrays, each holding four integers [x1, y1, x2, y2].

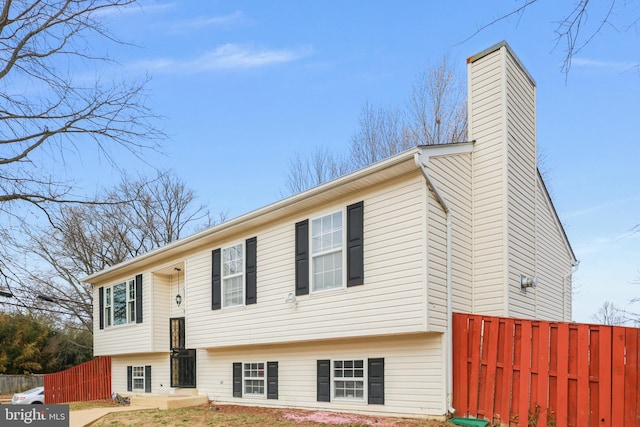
[[221, 241, 246, 309], [242, 361, 266, 398], [309, 208, 346, 294], [132, 365, 145, 391], [331, 358, 366, 402], [103, 278, 136, 328]]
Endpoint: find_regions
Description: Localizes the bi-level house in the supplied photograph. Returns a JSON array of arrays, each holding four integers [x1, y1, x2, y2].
[[86, 42, 576, 419]]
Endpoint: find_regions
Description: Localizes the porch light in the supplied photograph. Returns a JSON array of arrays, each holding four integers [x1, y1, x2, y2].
[[175, 267, 182, 307]]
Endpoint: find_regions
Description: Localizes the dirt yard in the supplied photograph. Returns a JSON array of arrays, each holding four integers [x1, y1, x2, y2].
[[92, 403, 456, 426]]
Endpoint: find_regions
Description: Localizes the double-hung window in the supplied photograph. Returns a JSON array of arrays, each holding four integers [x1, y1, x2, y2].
[[333, 360, 364, 400], [317, 357, 384, 404], [104, 287, 112, 327], [222, 243, 244, 308], [211, 237, 257, 311], [311, 211, 343, 292], [104, 279, 135, 326], [132, 366, 145, 391], [233, 361, 277, 399], [243, 362, 265, 396], [295, 201, 363, 297]]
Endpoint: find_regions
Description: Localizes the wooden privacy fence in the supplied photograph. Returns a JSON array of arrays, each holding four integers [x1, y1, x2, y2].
[[44, 356, 112, 404], [453, 313, 640, 427]]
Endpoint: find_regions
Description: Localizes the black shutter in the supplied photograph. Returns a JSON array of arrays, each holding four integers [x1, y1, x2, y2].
[[212, 249, 221, 310], [233, 362, 242, 397], [317, 359, 330, 402], [98, 287, 104, 330], [368, 358, 384, 404], [126, 366, 132, 392], [145, 365, 152, 393], [295, 220, 309, 296], [267, 361, 278, 400], [347, 201, 364, 287], [245, 237, 257, 305], [135, 274, 143, 323]]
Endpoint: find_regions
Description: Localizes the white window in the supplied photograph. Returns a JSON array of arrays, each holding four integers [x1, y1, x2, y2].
[[311, 211, 343, 292], [243, 362, 265, 396], [333, 360, 364, 400], [132, 366, 145, 391], [222, 243, 244, 308], [104, 279, 135, 327], [128, 280, 136, 322], [105, 287, 112, 327]]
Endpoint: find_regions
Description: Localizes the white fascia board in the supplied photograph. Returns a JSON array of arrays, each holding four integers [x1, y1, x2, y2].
[[536, 169, 578, 264], [416, 142, 474, 165], [83, 146, 423, 284]]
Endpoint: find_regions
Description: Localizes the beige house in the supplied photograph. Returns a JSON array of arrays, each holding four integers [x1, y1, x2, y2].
[[86, 41, 576, 419]]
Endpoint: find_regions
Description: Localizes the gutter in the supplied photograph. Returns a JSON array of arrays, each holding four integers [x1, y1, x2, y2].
[[83, 146, 423, 284], [414, 153, 455, 415], [563, 261, 580, 321]]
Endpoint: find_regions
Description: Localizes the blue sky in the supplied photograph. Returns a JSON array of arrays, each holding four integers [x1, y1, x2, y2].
[[72, 1, 639, 323]]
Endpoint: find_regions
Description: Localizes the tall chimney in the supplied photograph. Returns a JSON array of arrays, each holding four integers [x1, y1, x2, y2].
[[467, 41, 538, 318]]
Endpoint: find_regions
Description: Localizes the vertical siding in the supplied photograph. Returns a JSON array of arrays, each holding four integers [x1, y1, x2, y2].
[[186, 174, 429, 349], [197, 333, 445, 417], [504, 49, 538, 319], [112, 353, 170, 395], [469, 47, 508, 316], [535, 177, 573, 321], [94, 272, 153, 356]]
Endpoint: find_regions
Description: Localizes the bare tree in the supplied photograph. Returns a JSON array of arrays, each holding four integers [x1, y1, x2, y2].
[[349, 102, 412, 170], [284, 56, 468, 194], [0, 0, 161, 219], [407, 56, 467, 146], [464, 0, 640, 75], [11, 172, 217, 331], [284, 148, 349, 195], [592, 301, 627, 326]]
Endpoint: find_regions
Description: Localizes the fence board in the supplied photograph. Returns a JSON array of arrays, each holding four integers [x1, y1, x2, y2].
[[557, 322, 569, 427], [497, 318, 514, 425], [625, 329, 638, 427], [453, 313, 468, 416], [517, 321, 531, 427], [576, 325, 589, 427], [484, 318, 499, 421], [468, 315, 482, 417], [452, 313, 640, 427], [536, 322, 549, 427], [612, 327, 626, 427], [598, 326, 611, 427]]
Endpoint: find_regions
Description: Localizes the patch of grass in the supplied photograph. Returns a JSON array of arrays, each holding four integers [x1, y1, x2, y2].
[[68, 400, 122, 410]]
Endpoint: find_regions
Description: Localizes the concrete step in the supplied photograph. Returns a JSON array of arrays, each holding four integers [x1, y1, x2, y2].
[[129, 394, 208, 410]]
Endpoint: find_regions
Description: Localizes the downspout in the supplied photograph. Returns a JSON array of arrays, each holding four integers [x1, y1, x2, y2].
[[414, 153, 455, 415], [563, 261, 580, 321]]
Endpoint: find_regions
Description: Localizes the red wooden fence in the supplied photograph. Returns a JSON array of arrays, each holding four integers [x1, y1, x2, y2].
[[44, 356, 112, 404], [453, 313, 640, 427]]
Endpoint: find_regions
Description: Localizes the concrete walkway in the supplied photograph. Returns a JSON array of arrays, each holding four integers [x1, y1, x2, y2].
[[70, 404, 157, 427]]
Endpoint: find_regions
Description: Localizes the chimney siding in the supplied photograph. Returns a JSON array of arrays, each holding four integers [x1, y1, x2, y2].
[[468, 42, 538, 318]]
